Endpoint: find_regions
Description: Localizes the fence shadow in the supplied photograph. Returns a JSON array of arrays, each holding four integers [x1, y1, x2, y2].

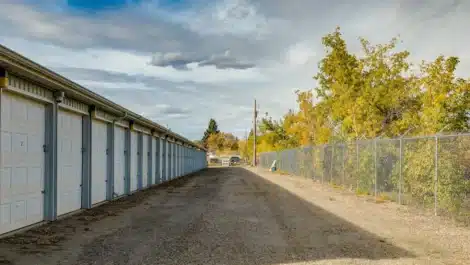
[[193, 167, 416, 264]]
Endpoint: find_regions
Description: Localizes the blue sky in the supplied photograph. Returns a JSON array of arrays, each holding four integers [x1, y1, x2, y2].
[[1, 0, 469, 140], [65, 0, 191, 11], [67, 0, 132, 10]]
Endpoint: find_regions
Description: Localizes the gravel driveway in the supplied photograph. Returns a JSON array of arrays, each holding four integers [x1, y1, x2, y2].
[[0, 167, 468, 265]]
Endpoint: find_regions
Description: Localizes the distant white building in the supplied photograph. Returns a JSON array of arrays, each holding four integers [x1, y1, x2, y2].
[[207, 152, 217, 159]]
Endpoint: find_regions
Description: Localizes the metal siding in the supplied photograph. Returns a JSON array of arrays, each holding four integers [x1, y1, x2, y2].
[[81, 115, 91, 209], [113, 125, 126, 197], [170, 142, 174, 180], [160, 140, 163, 182], [158, 138, 162, 183], [176, 144, 179, 177], [177, 145, 180, 177], [151, 137, 156, 185], [173, 143, 176, 179], [174, 144, 177, 178], [176, 144, 178, 178], [167, 142, 170, 180], [124, 128, 131, 195], [173, 144, 176, 178], [44, 101, 57, 221], [159, 139, 163, 182], [106, 123, 113, 201], [57, 109, 83, 216], [185, 147, 187, 175], [165, 140, 169, 181], [91, 119, 107, 204], [180, 146, 183, 176], [0, 92, 46, 234], [129, 130, 139, 192], [7, 74, 54, 102], [147, 134, 152, 186], [141, 134, 148, 188], [137, 132, 143, 189], [161, 139, 164, 181], [60, 98, 88, 115]]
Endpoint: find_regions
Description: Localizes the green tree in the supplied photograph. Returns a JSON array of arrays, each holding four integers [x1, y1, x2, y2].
[[201, 118, 220, 147], [418, 56, 470, 134]]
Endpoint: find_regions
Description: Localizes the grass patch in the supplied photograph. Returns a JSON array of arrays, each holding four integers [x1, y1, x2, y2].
[[374, 193, 392, 204], [329, 182, 344, 190], [355, 189, 370, 197]]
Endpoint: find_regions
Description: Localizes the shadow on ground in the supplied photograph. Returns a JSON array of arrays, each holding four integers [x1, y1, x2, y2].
[[0, 172, 199, 258], [0, 167, 417, 265], [181, 167, 416, 264]]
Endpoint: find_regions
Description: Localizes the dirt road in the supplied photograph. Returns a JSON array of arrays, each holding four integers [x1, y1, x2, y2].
[[0, 167, 468, 265]]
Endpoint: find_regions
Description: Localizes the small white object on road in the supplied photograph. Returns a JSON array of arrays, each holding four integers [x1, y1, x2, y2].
[[270, 160, 277, 172]]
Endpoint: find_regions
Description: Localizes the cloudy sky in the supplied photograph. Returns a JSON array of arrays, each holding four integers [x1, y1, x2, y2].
[[1, 0, 469, 140]]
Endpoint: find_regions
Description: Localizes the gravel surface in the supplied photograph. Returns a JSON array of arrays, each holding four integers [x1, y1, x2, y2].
[[0, 167, 468, 265]]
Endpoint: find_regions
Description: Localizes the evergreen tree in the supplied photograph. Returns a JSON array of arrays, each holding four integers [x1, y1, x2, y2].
[[201, 118, 220, 146]]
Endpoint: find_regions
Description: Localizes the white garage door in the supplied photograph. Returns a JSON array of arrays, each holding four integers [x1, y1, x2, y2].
[[130, 130, 138, 192], [91, 119, 107, 205], [113, 126, 126, 197], [142, 135, 148, 189], [57, 109, 82, 216], [0, 92, 45, 234]]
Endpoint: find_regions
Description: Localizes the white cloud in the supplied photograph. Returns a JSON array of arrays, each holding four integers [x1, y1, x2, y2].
[[285, 42, 317, 66], [169, 0, 274, 38], [1, 0, 470, 140]]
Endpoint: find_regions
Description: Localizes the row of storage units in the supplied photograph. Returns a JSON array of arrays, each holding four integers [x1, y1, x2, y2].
[[0, 53, 207, 236]]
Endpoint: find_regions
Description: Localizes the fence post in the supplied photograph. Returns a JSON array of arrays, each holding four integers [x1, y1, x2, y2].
[[322, 146, 325, 184], [399, 137, 403, 205], [330, 144, 334, 183], [356, 141, 359, 192], [342, 145, 346, 187], [374, 138, 378, 198], [434, 135, 439, 216]]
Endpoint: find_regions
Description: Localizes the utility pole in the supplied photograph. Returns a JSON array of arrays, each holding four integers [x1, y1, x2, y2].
[[253, 99, 257, 167]]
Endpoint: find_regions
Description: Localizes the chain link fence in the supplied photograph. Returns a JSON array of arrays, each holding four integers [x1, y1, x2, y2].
[[260, 133, 470, 224]]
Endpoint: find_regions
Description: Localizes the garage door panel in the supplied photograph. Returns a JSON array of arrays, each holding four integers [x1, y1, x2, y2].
[[130, 131, 138, 192], [113, 126, 126, 197], [57, 110, 82, 216], [91, 120, 107, 204], [142, 135, 148, 188], [0, 92, 45, 234], [152, 138, 157, 185], [58, 190, 81, 215]]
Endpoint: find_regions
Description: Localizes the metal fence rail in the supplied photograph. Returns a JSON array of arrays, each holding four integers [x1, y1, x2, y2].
[[260, 133, 470, 223]]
